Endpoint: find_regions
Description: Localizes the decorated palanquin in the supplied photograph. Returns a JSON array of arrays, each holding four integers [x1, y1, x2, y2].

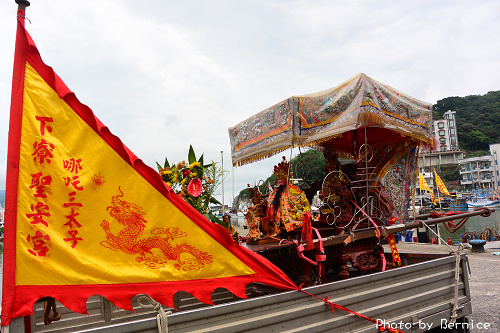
[[229, 73, 433, 283]]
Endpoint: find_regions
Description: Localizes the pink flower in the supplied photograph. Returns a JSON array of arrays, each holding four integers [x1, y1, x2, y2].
[[187, 178, 202, 197]]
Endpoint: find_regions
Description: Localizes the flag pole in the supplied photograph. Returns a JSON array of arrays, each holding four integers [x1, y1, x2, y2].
[[221, 151, 225, 215], [16, 0, 30, 11]]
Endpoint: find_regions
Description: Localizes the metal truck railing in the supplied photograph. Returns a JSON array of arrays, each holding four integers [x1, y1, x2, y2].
[[26, 252, 470, 333]]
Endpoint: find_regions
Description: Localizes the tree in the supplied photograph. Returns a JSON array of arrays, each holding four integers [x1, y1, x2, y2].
[[438, 165, 461, 182], [292, 149, 327, 184], [466, 130, 491, 151]]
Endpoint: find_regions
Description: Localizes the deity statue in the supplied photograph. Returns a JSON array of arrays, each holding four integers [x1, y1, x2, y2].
[[244, 185, 275, 240], [267, 156, 311, 233]]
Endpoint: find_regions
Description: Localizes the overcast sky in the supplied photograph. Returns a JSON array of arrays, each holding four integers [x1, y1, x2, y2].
[[1, 1, 499, 207]]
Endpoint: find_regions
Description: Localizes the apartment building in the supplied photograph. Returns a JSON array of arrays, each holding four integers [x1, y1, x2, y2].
[[489, 143, 500, 189], [432, 110, 459, 152], [418, 110, 464, 169], [457, 142, 500, 190]]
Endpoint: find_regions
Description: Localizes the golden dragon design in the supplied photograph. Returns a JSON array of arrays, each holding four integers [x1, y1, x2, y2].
[[100, 187, 213, 270]]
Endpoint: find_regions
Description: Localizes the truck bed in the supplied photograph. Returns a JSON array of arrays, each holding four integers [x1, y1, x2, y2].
[[26, 252, 471, 333]]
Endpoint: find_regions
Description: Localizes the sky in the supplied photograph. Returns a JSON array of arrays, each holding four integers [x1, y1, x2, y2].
[[0, 0, 499, 208]]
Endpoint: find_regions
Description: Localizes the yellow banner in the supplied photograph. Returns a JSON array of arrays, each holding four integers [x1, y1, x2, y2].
[[434, 169, 450, 196], [418, 171, 434, 202]]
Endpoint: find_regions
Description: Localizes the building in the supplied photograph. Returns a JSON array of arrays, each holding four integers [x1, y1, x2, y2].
[[433, 110, 459, 152], [418, 110, 464, 169], [489, 143, 500, 189], [457, 143, 500, 190], [458, 155, 493, 189]]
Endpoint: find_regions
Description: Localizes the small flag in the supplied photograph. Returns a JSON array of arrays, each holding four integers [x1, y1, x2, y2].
[[418, 171, 434, 202], [433, 169, 450, 196]]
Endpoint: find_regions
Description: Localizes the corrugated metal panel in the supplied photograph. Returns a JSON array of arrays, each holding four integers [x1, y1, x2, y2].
[[70, 253, 470, 333], [33, 287, 255, 333]]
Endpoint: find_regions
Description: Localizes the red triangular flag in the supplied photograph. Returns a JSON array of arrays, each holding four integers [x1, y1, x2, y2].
[[1, 9, 297, 326]]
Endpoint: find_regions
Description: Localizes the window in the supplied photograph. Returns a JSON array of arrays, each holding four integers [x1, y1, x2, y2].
[[439, 130, 445, 136], [438, 122, 444, 129], [450, 128, 455, 135], [440, 138, 446, 144]]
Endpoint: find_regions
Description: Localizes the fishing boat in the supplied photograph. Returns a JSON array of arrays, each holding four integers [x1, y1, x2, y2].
[[467, 197, 500, 208], [449, 197, 468, 209], [467, 189, 500, 208]]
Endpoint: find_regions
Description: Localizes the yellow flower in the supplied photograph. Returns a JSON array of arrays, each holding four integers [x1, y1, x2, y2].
[[166, 182, 172, 187], [189, 161, 201, 169], [181, 178, 187, 184], [190, 172, 197, 178], [173, 174, 179, 182], [162, 170, 172, 175]]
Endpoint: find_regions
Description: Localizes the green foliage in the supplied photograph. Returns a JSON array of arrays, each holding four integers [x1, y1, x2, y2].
[[291, 149, 327, 183], [436, 165, 461, 182], [466, 150, 490, 157], [433, 91, 500, 152], [465, 130, 490, 151]]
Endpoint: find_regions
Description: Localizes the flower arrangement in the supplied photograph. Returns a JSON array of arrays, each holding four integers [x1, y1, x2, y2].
[[157, 145, 225, 221]]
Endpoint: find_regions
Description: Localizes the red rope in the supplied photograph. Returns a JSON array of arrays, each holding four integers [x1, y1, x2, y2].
[[269, 236, 318, 266], [429, 210, 465, 218], [298, 285, 404, 332]]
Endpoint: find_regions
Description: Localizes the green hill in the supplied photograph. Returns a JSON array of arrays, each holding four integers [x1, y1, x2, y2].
[[433, 91, 500, 152]]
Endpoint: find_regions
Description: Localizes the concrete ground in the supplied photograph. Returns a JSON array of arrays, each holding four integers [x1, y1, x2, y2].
[[393, 241, 500, 333], [236, 226, 500, 332]]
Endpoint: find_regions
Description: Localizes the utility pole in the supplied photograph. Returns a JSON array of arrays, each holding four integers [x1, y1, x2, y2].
[[221, 151, 224, 215]]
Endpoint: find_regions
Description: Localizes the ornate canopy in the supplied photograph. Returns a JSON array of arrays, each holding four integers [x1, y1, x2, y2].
[[229, 73, 433, 167]]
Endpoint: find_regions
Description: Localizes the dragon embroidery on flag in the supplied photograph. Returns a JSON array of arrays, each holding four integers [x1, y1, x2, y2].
[[100, 187, 213, 270]]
